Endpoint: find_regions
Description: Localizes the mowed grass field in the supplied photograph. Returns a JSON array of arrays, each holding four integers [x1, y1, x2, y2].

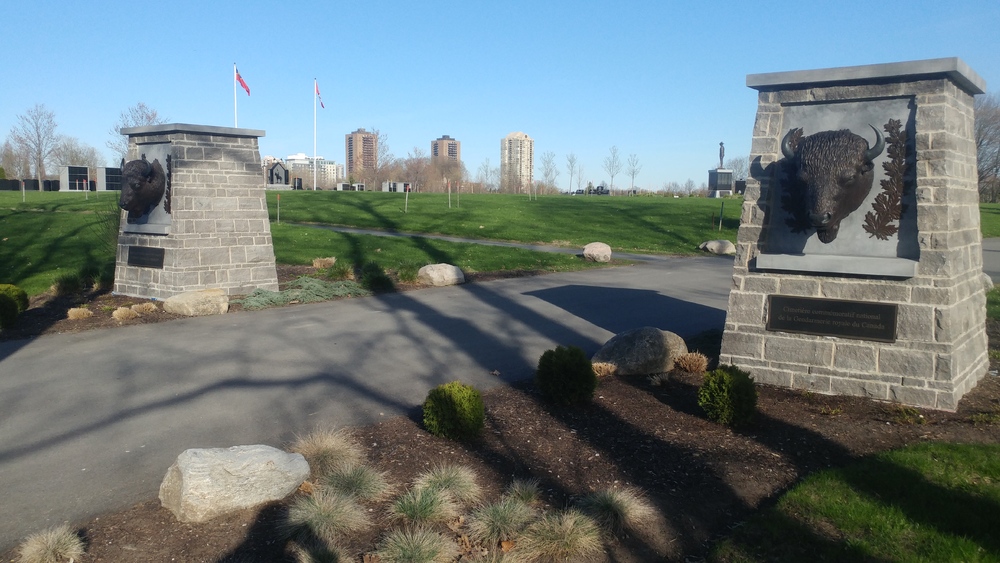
[[0, 191, 740, 296]]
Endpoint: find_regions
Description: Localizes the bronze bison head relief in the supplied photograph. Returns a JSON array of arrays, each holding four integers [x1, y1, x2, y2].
[[119, 156, 168, 223], [781, 125, 885, 243]]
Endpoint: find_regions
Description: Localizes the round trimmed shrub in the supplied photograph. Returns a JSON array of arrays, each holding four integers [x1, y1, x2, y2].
[[535, 345, 597, 405], [423, 381, 485, 441], [697, 364, 757, 427], [0, 294, 18, 330], [0, 284, 28, 313]]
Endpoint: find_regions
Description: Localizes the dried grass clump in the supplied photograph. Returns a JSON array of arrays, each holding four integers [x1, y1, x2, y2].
[[375, 527, 457, 563], [131, 302, 158, 315], [672, 352, 709, 375], [505, 478, 541, 506], [576, 487, 655, 537], [517, 509, 603, 562], [67, 308, 94, 320], [16, 524, 85, 563], [282, 490, 370, 543], [290, 428, 365, 479], [290, 537, 352, 563], [111, 307, 139, 322], [591, 362, 618, 378], [390, 487, 460, 526], [322, 462, 392, 502], [413, 464, 482, 506], [313, 257, 337, 269], [467, 497, 536, 546]]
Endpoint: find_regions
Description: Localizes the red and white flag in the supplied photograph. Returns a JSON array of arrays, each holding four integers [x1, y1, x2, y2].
[[315, 80, 325, 109], [235, 65, 250, 96]]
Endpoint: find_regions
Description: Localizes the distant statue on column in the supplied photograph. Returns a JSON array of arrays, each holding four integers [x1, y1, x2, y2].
[[719, 142, 725, 169]]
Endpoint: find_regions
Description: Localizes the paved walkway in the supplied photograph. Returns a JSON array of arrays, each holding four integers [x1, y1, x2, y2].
[[0, 250, 734, 550]]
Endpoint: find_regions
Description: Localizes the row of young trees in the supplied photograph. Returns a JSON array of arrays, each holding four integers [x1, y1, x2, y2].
[[0, 102, 165, 181]]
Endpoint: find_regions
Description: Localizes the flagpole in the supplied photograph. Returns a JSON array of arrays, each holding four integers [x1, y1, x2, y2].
[[233, 63, 238, 127], [313, 78, 318, 191]]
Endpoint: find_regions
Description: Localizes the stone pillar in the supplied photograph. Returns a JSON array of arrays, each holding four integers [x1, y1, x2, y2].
[[114, 124, 279, 299], [720, 58, 988, 411]]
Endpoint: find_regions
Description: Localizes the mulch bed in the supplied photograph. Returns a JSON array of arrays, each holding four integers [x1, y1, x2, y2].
[[2, 270, 999, 562]]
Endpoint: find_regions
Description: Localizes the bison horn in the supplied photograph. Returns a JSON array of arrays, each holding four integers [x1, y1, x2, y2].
[[865, 124, 885, 162], [140, 156, 153, 178], [780, 128, 799, 160]]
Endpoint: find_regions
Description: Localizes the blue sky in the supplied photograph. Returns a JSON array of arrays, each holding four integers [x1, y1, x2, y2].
[[2, 0, 997, 190]]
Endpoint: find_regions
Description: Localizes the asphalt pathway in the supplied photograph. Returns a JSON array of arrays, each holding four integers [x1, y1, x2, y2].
[[0, 251, 734, 550]]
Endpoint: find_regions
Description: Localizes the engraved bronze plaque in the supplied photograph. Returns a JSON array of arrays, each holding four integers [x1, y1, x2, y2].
[[127, 246, 165, 269], [767, 295, 897, 342]]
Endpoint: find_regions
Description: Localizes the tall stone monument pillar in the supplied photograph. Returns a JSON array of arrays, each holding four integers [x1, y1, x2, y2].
[[720, 58, 988, 410], [114, 124, 279, 299]]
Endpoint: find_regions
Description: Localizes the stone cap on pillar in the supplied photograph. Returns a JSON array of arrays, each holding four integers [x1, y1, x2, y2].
[[746, 57, 986, 96], [120, 123, 266, 138]]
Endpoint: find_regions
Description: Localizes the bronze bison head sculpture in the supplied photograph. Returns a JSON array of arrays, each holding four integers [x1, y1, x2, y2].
[[781, 125, 885, 243], [119, 157, 167, 223]]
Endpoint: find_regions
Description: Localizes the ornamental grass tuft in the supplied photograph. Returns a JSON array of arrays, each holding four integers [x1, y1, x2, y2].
[[290, 428, 365, 480], [413, 464, 482, 506], [15, 525, 85, 563], [576, 487, 656, 537]]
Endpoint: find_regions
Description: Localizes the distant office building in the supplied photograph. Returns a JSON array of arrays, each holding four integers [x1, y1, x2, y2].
[[345, 128, 377, 176], [500, 132, 534, 193], [285, 153, 344, 189], [431, 135, 461, 164]]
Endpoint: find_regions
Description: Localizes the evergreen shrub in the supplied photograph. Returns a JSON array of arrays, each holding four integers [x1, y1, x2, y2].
[[0, 283, 28, 313], [0, 294, 18, 329], [697, 364, 757, 427], [422, 381, 485, 441], [535, 345, 597, 405]]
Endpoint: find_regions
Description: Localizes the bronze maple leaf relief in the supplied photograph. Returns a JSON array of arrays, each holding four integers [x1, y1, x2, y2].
[[863, 119, 909, 240]]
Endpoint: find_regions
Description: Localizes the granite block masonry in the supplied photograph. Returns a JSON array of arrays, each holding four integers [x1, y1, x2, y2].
[[720, 58, 988, 411], [114, 124, 278, 299]]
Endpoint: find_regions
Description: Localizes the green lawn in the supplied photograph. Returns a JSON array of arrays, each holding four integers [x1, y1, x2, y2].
[[267, 191, 740, 254], [710, 442, 1000, 562]]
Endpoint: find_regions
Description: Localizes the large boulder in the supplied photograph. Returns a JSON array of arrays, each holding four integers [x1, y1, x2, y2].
[[163, 289, 229, 316], [418, 263, 465, 286], [159, 445, 309, 523], [592, 327, 688, 376], [583, 242, 612, 263], [699, 240, 736, 256]]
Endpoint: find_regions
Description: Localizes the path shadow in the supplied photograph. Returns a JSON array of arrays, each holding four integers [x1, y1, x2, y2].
[[525, 284, 726, 337]]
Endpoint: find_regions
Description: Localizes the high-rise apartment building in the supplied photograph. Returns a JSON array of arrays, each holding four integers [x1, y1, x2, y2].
[[431, 135, 461, 164], [500, 131, 534, 193], [345, 128, 377, 176]]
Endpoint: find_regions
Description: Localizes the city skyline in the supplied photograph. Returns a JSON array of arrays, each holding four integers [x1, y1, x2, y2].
[[1, 1, 997, 191]]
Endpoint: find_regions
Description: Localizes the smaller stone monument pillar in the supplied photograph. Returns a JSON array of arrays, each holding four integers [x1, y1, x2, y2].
[[720, 58, 988, 410], [114, 124, 279, 299]]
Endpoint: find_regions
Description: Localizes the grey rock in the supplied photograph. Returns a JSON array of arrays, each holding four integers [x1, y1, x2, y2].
[[699, 240, 737, 255], [159, 445, 309, 523], [418, 263, 465, 286], [592, 326, 688, 376], [583, 242, 612, 262], [163, 289, 229, 316]]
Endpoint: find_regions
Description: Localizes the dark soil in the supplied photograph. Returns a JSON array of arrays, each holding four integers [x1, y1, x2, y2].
[[2, 269, 999, 562]]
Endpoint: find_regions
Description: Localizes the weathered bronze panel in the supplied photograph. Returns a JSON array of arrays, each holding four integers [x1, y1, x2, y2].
[[767, 295, 897, 342]]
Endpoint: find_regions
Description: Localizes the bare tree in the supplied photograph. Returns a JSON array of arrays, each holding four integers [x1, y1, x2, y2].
[[565, 153, 578, 193], [476, 159, 492, 193], [403, 147, 430, 192], [976, 92, 1000, 202], [0, 140, 30, 179], [683, 179, 696, 193], [603, 146, 622, 193], [724, 155, 749, 181], [576, 164, 585, 193], [8, 104, 59, 179], [367, 128, 395, 191], [539, 151, 559, 195], [107, 102, 167, 162], [54, 137, 104, 172], [626, 153, 642, 195]]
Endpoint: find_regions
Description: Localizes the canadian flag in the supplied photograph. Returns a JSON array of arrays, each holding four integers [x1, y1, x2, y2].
[[316, 80, 325, 109], [235, 65, 250, 96]]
